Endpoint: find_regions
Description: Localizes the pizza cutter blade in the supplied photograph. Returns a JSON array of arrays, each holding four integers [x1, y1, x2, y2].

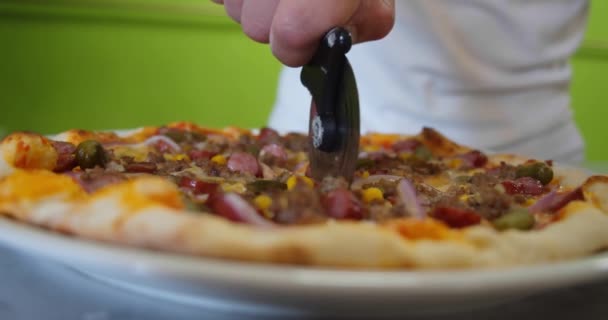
[[301, 27, 360, 183]]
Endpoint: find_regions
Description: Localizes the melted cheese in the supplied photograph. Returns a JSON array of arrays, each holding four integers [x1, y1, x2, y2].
[[424, 174, 451, 192], [124, 127, 158, 142], [0, 169, 84, 202], [92, 177, 184, 212], [388, 218, 459, 241], [110, 145, 150, 162]]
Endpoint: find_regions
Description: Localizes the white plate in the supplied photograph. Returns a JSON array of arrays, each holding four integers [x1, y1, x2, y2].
[[2, 217, 608, 317]]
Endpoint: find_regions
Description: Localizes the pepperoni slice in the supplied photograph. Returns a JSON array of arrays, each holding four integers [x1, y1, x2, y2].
[[125, 162, 157, 173], [51, 141, 77, 172], [322, 189, 364, 220], [502, 177, 544, 196], [430, 207, 481, 228], [153, 138, 175, 153], [458, 150, 488, 168], [179, 176, 218, 195], [257, 127, 281, 145], [259, 143, 288, 165], [228, 152, 261, 176], [392, 139, 421, 153], [188, 149, 216, 161]]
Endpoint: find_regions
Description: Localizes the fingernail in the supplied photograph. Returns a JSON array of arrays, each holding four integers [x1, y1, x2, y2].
[[382, 0, 394, 9]]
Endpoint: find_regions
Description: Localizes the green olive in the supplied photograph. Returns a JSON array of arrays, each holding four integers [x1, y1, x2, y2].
[[454, 175, 471, 184], [493, 209, 535, 231], [516, 162, 553, 185], [535, 164, 554, 185], [247, 145, 261, 157], [247, 180, 287, 193], [356, 158, 375, 169], [413, 146, 433, 162], [75, 140, 107, 169]]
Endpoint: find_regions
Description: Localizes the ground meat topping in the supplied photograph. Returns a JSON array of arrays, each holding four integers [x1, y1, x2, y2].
[[319, 176, 350, 194], [47, 125, 579, 229], [272, 184, 326, 224], [282, 133, 309, 152], [78, 167, 128, 193], [125, 162, 157, 173]]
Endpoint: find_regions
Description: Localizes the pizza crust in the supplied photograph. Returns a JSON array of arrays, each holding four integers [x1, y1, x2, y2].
[[0, 133, 58, 176], [1, 169, 608, 269]]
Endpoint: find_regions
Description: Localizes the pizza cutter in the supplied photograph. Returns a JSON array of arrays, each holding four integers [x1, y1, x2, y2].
[[301, 27, 360, 182]]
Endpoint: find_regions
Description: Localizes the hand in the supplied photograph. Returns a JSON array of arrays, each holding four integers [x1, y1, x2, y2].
[[211, 0, 395, 67]]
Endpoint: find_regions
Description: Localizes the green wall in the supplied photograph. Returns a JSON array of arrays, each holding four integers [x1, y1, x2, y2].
[[0, 0, 281, 135], [0, 0, 606, 160], [571, 0, 608, 161]]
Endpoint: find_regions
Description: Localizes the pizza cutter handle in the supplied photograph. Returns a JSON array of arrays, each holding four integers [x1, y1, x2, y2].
[[306, 27, 352, 152]]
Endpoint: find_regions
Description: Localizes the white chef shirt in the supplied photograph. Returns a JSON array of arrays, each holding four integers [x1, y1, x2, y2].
[[269, 0, 589, 164]]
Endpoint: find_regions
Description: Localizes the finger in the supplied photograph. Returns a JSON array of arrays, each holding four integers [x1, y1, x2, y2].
[[270, 0, 362, 67], [240, 0, 280, 43], [223, 0, 244, 23], [348, 0, 395, 43]]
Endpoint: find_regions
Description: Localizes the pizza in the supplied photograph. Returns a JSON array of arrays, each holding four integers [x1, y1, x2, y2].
[[0, 122, 607, 269]]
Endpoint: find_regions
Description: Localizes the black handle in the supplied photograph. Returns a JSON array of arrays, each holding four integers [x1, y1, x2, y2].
[[301, 27, 352, 152]]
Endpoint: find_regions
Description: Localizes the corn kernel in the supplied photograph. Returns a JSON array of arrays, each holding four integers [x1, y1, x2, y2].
[[295, 152, 307, 162], [262, 210, 274, 219], [448, 158, 463, 169], [398, 152, 412, 161], [211, 154, 227, 165], [286, 176, 297, 190], [300, 176, 314, 187], [361, 170, 370, 179], [287, 175, 314, 190], [163, 153, 189, 162], [254, 194, 273, 211], [363, 145, 381, 152], [459, 194, 470, 202], [362, 187, 384, 203], [221, 183, 246, 193]]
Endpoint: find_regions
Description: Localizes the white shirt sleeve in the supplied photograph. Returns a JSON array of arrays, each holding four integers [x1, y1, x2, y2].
[[269, 0, 589, 164]]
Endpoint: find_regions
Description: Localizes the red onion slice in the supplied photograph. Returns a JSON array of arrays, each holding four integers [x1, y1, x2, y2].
[[260, 163, 277, 180], [528, 190, 558, 213], [227, 152, 261, 176], [293, 161, 309, 176], [528, 188, 584, 214], [259, 144, 288, 162], [351, 174, 403, 190], [358, 150, 396, 160], [143, 135, 182, 153], [396, 179, 426, 219], [212, 193, 275, 228], [62, 171, 126, 193], [62, 171, 83, 182]]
